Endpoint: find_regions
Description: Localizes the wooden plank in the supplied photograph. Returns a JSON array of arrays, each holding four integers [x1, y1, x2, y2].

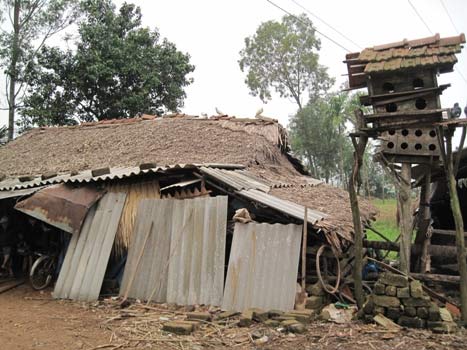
[[0, 279, 25, 294]]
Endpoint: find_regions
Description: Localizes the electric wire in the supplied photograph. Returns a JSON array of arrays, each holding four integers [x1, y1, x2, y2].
[[440, 0, 459, 34], [407, 0, 433, 35], [265, 0, 352, 53], [289, 0, 363, 50]]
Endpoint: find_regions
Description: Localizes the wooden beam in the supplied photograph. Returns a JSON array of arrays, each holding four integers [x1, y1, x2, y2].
[[432, 229, 467, 237], [399, 163, 412, 274], [410, 272, 460, 284], [363, 240, 466, 257]]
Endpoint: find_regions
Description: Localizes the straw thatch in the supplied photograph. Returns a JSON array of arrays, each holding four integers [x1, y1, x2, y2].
[[106, 180, 160, 260]]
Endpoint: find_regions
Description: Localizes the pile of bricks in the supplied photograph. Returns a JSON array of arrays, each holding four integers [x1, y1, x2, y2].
[[362, 272, 457, 333]]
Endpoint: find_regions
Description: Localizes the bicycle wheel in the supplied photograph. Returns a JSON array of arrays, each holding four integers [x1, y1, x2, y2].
[[29, 256, 54, 290]]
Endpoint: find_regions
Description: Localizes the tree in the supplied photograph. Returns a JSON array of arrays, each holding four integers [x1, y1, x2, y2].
[[239, 13, 332, 110], [20, 0, 194, 126], [0, 0, 79, 140]]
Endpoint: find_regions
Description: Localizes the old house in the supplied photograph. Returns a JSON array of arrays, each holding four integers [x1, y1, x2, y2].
[[0, 114, 375, 310]]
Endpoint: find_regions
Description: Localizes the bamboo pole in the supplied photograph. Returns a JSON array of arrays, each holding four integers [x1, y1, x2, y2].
[[301, 207, 308, 291], [348, 109, 367, 309]]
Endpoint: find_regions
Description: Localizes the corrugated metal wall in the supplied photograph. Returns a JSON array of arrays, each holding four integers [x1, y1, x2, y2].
[[222, 222, 302, 312], [120, 196, 228, 306], [53, 192, 127, 301]]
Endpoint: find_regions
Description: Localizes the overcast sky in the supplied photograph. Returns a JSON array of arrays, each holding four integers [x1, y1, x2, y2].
[[1, 0, 466, 128]]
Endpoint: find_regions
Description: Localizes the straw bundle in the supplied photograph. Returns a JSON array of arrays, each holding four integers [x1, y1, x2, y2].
[[106, 180, 160, 261]]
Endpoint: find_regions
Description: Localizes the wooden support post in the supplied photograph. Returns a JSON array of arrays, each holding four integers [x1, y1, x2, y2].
[[301, 207, 308, 291], [399, 163, 412, 275], [415, 166, 432, 273], [348, 109, 367, 309], [441, 127, 467, 321]]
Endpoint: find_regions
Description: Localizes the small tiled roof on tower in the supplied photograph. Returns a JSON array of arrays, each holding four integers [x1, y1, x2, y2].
[[345, 33, 465, 89]]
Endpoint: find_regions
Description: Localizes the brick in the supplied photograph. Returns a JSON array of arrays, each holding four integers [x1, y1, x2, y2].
[[386, 307, 401, 321], [217, 311, 239, 320], [273, 316, 296, 322], [186, 312, 212, 322], [182, 320, 201, 330], [251, 308, 269, 322], [305, 296, 324, 310], [373, 295, 400, 308], [379, 273, 408, 287], [398, 316, 425, 329], [410, 280, 423, 298], [402, 297, 431, 308], [163, 321, 194, 335], [281, 319, 300, 328], [288, 323, 306, 334], [286, 309, 314, 323], [374, 282, 386, 295], [439, 307, 453, 322], [268, 310, 284, 318], [239, 310, 253, 327], [428, 303, 441, 321], [385, 285, 397, 296], [264, 319, 280, 327], [397, 287, 410, 298], [404, 306, 416, 317], [416, 307, 428, 319]]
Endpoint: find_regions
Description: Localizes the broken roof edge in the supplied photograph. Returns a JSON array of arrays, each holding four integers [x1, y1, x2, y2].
[[0, 163, 246, 191]]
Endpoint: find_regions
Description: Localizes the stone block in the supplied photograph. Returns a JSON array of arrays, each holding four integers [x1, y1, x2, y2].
[[306, 296, 324, 310], [273, 316, 296, 322], [239, 310, 254, 327], [281, 319, 300, 328], [374, 282, 386, 295], [252, 308, 269, 322], [217, 311, 240, 320], [373, 295, 400, 308], [397, 287, 410, 298], [416, 307, 428, 319], [410, 280, 423, 298], [264, 319, 280, 327], [306, 282, 325, 296], [385, 285, 397, 296], [404, 306, 416, 317], [375, 306, 386, 316], [268, 310, 284, 318], [186, 312, 212, 322], [182, 320, 201, 330], [288, 323, 306, 334], [439, 307, 454, 322], [379, 272, 408, 287], [428, 303, 441, 321], [402, 297, 431, 308], [163, 321, 194, 335], [386, 307, 401, 321], [398, 316, 425, 329], [427, 321, 458, 333]]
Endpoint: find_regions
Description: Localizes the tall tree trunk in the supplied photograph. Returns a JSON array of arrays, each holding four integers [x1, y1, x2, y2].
[[7, 0, 21, 141]]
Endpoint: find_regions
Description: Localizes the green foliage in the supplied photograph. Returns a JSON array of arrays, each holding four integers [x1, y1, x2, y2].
[[289, 91, 356, 183], [0, 0, 80, 138], [239, 14, 333, 109], [20, 0, 194, 126]]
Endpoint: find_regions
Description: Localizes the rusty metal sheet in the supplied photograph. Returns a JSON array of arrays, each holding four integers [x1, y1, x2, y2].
[[120, 196, 228, 306], [53, 192, 127, 301], [222, 222, 302, 312], [14, 184, 104, 234]]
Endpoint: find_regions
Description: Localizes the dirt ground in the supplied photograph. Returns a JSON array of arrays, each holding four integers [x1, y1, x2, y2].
[[1, 284, 467, 350]]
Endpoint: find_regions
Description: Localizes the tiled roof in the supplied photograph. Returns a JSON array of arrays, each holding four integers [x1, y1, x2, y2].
[[345, 33, 465, 88]]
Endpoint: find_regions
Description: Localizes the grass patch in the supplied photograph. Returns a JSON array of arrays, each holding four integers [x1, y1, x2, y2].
[[368, 198, 399, 259]]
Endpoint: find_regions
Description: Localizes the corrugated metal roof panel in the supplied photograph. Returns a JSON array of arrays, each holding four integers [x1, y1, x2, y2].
[[199, 167, 270, 192], [0, 186, 46, 200], [0, 163, 244, 191], [238, 189, 326, 224], [120, 196, 228, 306], [53, 192, 127, 301], [222, 222, 302, 311]]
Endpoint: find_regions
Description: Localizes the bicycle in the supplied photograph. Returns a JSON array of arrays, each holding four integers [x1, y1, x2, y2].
[[29, 251, 58, 290]]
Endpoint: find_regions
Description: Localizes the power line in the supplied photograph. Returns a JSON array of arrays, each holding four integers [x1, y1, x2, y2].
[[440, 0, 459, 33], [289, 0, 363, 50], [407, 0, 433, 35], [407, 0, 467, 87], [265, 0, 352, 53]]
